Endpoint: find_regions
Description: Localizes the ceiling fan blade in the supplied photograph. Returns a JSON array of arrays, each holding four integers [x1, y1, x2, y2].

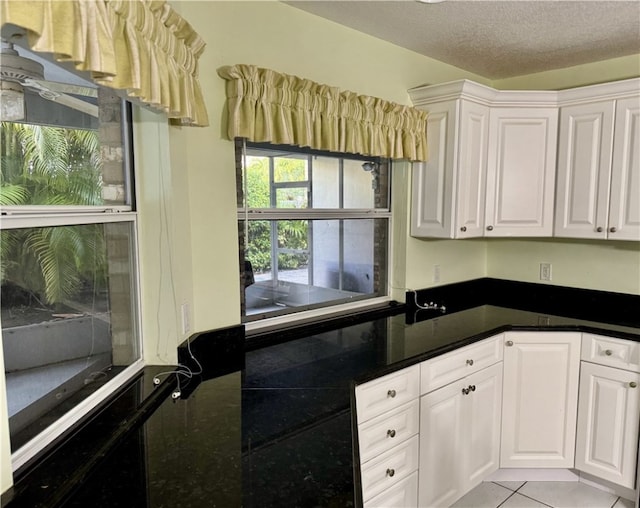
[[21, 78, 98, 117], [45, 92, 99, 118], [25, 78, 98, 98]]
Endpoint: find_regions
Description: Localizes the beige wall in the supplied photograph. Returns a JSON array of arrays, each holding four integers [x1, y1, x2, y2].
[[169, 0, 490, 334]]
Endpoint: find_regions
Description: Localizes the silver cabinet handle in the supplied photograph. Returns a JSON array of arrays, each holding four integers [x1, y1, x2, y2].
[[466, 359, 474, 366], [386, 468, 395, 477], [506, 340, 514, 347], [630, 382, 637, 388], [605, 349, 613, 356], [387, 389, 396, 398], [487, 225, 494, 231], [387, 429, 396, 438]]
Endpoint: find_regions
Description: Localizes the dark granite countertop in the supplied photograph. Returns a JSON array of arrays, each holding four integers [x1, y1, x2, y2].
[[353, 304, 640, 385], [4, 279, 640, 508]]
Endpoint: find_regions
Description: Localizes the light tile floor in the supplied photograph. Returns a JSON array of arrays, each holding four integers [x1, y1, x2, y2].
[[451, 481, 635, 508]]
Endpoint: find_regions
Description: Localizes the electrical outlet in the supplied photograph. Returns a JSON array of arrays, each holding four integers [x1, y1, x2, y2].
[[181, 303, 190, 334], [539, 263, 552, 281], [433, 264, 441, 283]]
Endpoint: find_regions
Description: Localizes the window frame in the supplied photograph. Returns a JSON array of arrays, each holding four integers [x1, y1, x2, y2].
[[237, 140, 393, 326], [0, 98, 144, 472]]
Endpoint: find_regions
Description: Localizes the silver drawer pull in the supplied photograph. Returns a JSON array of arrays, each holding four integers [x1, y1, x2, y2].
[[506, 340, 514, 347], [386, 468, 395, 477], [466, 359, 474, 366], [630, 382, 637, 389], [387, 429, 396, 438], [604, 349, 613, 356], [387, 389, 396, 398]]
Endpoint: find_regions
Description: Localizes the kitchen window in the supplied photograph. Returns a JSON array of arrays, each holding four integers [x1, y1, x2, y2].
[[0, 46, 141, 470], [237, 140, 390, 323]]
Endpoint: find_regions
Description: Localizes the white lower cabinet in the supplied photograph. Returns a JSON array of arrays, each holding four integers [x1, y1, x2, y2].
[[575, 348, 640, 489], [500, 332, 581, 468], [355, 331, 640, 507], [418, 362, 503, 507], [362, 435, 420, 504], [356, 365, 420, 506], [364, 471, 419, 508]]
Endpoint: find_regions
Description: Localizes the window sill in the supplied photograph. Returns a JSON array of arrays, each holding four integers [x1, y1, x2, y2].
[[244, 297, 405, 351]]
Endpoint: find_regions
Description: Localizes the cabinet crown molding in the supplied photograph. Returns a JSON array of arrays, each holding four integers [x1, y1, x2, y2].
[[408, 77, 640, 109]]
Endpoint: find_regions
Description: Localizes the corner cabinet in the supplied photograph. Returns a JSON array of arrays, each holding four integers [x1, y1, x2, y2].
[[409, 77, 640, 241], [409, 80, 558, 239], [500, 331, 581, 468], [555, 81, 640, 241]]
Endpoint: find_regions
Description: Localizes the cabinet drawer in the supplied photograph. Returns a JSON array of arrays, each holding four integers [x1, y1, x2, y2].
[[361, 435, 419, 502], [421, 335, 503, 394], [358, 399, 419, 463], [356, 364, 420, 423], [363, 470, 418, 508], [582, 333, 640, 372]]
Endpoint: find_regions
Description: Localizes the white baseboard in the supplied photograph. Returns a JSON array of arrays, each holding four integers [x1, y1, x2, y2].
[[486, 468, 580, 482], [579, 471, 636, 503]]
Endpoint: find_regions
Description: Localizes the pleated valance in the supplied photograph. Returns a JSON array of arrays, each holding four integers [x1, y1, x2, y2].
[[1, 0, 208, 126], [218, 64, 428, 161]]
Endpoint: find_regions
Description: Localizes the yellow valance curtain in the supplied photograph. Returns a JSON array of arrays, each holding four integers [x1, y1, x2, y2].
[[218, 64, 428, 161], [1, 0, 208, 126]]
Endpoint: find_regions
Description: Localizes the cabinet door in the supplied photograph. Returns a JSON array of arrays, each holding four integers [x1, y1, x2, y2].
[[455, 100, 489, 238], [485, 108, 558, 236], [411, 100, 458, 238], [575, 362, 640, 489], [555, 101, 615, 239], [465, 363, 503, 488], [418, 376, 466, 507], [609, 96, 640, 241], [501, 332, 581, 468], [419, 363, 502, 507]]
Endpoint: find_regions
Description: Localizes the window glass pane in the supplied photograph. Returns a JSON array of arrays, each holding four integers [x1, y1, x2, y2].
[[311, 156, 340, 207], [275, 187, 308, 208], [0, 87, 128, 207], [244, 218, 387, 318], [1, 221, 139, 451], [273, 156, 307, 183], [344, 158, 376, 208], [244, 156, 270, 208]]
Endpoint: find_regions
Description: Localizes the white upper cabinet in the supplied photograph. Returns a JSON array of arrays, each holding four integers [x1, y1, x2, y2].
[[409, 77, 640, 241], [555, 83, 640, 241], [409, 80, 558, 238], [485, 107, 558, 236], [555, 101, 616, 239], [411, 99, 489, 238], [609, 97, 640, 241]]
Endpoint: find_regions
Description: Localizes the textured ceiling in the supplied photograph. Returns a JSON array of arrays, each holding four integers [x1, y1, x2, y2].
[[286, 1, 640, 80]]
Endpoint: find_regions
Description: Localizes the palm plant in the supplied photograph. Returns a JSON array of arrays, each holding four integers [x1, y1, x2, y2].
[[1, 122, 106, 307]]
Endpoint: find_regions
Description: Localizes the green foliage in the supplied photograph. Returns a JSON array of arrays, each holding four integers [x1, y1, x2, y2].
[[0, 122, 106, 306], [244, 155, 310, 274]]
